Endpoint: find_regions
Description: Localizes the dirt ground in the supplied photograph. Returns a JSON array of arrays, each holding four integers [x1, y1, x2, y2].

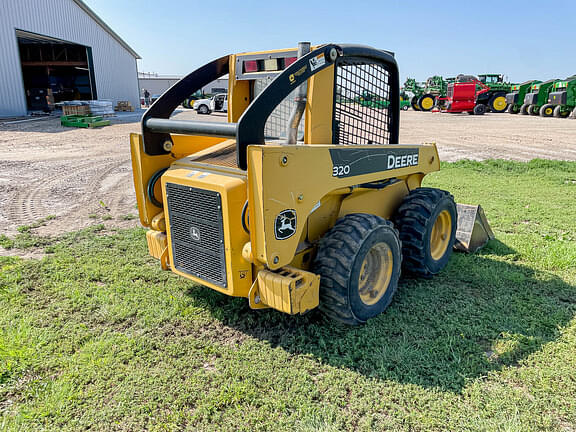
[[0, 110, 574, 244]]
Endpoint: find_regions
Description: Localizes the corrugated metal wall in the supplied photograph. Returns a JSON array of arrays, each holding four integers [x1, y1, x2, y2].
[[0, 0, 139, 117], [138, 78, 182, 97]]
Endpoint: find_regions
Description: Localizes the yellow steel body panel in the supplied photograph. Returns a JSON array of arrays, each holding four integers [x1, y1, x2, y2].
[[146, 230, 168, 260], [254, 266, 320, 314], [130, 133, 176, 227], [306, 194, 343, 242], [305, 65, 335, 144], [338, 181, 410, 220], [170, 135, 227, 158], [161, 159, 252, 297], [131, 133, 228, 227], [228, 54, 251, 122], [247, 144, 440, 270]]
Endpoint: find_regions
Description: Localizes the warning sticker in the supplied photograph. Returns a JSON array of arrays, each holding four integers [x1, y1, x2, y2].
[[309, 53, 326, 71]]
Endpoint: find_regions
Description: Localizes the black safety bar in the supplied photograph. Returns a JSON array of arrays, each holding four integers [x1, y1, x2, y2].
[[142, 55, 230, 155], [146, 118, 237, 138], [141, 44, 400, 170]]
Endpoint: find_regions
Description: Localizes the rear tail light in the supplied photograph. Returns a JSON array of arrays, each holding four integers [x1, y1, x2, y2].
[[244, 60, 258, 73]]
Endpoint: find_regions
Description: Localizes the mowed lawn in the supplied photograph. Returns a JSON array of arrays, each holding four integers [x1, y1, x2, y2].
[[1, 160, 575, 431]]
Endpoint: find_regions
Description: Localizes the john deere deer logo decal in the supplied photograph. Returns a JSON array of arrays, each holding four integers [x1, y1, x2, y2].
[[189, 226, 201, 242], [275, 210, 297, 240]]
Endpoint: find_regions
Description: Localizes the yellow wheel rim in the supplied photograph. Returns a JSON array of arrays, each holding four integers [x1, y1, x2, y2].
[[545, 107, 553, 115], [421, 97, 434, 110], [358, 242, 393, 306], [492, 96, 507, 111], [430, 210, 452, 261]]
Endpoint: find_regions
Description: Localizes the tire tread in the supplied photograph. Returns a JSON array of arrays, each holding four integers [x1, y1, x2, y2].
[[314, 214, 400, 325]]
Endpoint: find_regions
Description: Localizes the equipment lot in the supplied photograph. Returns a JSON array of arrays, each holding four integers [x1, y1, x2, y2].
[[1, 110, 576, 431], [0, 111, 574, 239]]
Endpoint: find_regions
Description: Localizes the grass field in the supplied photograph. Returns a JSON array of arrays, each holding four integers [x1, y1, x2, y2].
[[1, 160, 575, 431]]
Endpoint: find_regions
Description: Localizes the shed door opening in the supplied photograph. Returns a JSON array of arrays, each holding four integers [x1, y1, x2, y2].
[[16, 30, 96, 112]]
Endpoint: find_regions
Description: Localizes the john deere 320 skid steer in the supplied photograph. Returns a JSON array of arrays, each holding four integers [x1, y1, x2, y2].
[[131, 43, 464, 325]]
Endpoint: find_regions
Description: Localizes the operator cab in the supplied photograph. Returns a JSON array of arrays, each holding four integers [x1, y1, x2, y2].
[[478, 74, 504, 84]]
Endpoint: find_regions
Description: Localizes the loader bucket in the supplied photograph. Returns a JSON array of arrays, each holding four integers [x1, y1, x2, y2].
[[454, 204, 494, 253]]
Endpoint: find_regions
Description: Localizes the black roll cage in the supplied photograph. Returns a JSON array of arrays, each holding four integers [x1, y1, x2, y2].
[[142, 43, 400, 170]]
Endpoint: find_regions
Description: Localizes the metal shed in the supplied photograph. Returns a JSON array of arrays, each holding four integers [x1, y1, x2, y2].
[[0, 0, 140, 117]]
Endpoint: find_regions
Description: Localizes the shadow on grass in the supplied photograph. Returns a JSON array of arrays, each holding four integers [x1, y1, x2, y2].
[[185, 240, 576, 393]]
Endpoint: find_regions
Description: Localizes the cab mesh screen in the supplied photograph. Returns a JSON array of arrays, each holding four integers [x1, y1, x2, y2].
[[333, 58, 391, 145], [254, 78, 304, 141]]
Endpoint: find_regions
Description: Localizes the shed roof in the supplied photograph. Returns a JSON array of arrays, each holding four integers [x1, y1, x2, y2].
[[73, 0, 141, 59]]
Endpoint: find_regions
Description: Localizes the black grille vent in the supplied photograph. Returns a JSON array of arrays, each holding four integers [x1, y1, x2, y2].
[[333, 57, 392, 145], [165, 183, 227, 287]]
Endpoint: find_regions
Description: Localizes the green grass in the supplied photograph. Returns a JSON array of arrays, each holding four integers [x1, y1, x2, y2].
[[0, 216, 56, 250], [1, 160, 575, 431]]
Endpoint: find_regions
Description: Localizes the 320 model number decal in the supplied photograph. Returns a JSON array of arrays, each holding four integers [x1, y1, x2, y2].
[[329, 148, 422, 178], [332, 165, 351, 176]]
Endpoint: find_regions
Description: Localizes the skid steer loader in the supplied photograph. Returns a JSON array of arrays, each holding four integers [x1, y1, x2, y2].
[[131, 43, 485, 325]]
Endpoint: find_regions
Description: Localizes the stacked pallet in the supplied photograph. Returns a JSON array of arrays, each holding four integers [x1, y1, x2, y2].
[[61, 104, 91, 116], [115, 101, 134, 112], [88, 100, 115, 116]]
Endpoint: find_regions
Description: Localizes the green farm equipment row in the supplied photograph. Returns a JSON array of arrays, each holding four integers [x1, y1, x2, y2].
[[404, 72, 575, 118], [518, 79, 557, 116]]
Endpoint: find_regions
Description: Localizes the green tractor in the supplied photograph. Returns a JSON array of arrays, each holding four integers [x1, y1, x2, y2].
[[182, 90, 204, 109], [399, 91, 411, 111], [417, 75, 449, 111], [356, 91, 385, 108], [506, 80, 540, 114], [520, 79, 557, 115], [539, 75, 576, 118], [358, 90, 411, 111], [403, 78, 425, 110], [476, 74, 514, 113]]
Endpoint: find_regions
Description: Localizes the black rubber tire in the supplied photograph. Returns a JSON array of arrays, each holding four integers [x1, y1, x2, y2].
[[418, 94, 436, 111], [540, 104, 554, 117], [553, 105, 569, 118], [402, 105, 409, 111], [519, 104, 529, 115], [467, 111, 475, 115], [313, 214, 402, 325], [488, 92, 508, 113], [198, 104, 210, 114], [473, 104, 486, 115], [508, 104, 520, 114], [393, 188, 457, 278], [411, 96, 421, 111], [528, 104, 539, 116]]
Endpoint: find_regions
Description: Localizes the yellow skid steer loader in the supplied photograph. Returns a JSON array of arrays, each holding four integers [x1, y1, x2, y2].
[[131, 43, 487, 324]]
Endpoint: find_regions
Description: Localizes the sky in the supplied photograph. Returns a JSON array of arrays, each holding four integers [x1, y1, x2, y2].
[[84, 0, 576, 84]]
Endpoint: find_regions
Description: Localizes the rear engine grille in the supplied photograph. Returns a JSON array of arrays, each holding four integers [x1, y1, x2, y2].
[[165, 183, 227, 287]]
